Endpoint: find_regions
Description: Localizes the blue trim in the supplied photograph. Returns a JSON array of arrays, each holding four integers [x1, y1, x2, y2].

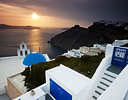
[[50, 79, 72, 100]]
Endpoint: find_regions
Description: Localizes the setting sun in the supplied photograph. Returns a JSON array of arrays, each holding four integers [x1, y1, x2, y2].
[[32, 13, 39, 19]]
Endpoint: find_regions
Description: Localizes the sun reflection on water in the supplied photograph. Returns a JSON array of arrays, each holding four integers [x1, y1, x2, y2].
[[29, 29, 43, 53]]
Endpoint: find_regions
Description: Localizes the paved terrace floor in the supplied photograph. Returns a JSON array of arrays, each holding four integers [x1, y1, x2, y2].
[[0, 56, 25, 95], [0, 94, 10, 100]]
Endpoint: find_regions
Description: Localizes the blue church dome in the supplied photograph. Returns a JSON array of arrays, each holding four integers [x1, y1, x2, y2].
[[23, 52, 46, 66]]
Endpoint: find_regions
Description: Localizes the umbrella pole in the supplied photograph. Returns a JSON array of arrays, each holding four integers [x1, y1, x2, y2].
[[28, 66, 31, 71]]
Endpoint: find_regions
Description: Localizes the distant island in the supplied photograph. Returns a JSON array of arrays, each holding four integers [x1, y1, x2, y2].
[[51, 21, 128, 50], [0, 24, 41, 29]]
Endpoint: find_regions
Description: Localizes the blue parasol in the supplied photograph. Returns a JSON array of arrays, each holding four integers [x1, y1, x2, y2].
[[23, 52, 46, 66]]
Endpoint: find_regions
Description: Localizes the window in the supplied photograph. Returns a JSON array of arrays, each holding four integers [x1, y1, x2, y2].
[[20, 51, 23, 56], [25, 50, 28, 55], [22, 44, 24, 49]]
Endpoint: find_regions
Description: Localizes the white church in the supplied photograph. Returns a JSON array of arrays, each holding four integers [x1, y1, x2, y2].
[[12, 44, 128, 100]]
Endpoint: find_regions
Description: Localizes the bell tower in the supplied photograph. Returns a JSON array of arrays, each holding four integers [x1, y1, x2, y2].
[[17, 42, 30, 57]]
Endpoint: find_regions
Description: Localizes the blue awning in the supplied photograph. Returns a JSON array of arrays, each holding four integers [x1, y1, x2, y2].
[[23, 52, 46, 66]]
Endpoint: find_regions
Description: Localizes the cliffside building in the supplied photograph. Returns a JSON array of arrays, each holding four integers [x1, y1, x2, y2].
[[79, 46, 102, 56], [93, 44, 107, 51], [14, 44, 128, 100], [62, 49, 84, 58]]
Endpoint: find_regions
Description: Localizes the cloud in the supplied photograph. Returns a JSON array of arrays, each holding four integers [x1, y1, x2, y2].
[[0, 0, 128, 26]]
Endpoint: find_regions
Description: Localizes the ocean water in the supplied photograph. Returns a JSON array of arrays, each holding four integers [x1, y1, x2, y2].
[[0, 28, 66, 59]]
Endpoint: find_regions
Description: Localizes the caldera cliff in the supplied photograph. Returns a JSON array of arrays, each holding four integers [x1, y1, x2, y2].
[[51, 20, 128, 50]]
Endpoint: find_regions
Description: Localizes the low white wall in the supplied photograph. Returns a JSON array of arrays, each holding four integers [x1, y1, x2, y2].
[[0, 56, 20, 60], [85, 57, 112, 100], [41, 83, 49, 94], [98, 65, 128, 100], [13, 86, 46, 100], [105, 44, 114, 57]]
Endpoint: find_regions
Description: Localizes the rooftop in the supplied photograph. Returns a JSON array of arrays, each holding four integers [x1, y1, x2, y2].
[[46, 64, 91, 94], [0, 56, 25, 94]]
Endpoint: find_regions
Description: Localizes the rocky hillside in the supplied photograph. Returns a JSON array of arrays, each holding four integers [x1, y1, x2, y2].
[[51, 20, 128, 50]]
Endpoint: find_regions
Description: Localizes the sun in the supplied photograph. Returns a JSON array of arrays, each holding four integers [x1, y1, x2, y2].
[[32, 13, 39, 19]]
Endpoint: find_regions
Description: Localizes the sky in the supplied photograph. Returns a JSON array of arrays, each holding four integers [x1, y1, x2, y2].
[[0, 0, 128, 28]]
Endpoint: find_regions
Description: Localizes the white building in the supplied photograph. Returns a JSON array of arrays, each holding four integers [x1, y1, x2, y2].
[[93, 44, 107, 51], [79, 46, 89, 53], [14, 44, 128, 100], [79, 46, 102, 56], [63, 49, 84, 58]]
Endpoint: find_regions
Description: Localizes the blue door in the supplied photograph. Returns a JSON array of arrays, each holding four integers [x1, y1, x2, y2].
[[111, 47, 128, 68], [50, 79, 72, 100]]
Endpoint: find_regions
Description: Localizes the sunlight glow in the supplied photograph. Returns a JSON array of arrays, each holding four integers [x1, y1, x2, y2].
[[32, 13, 39, 19]]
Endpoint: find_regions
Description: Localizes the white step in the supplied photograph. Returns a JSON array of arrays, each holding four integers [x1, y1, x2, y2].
[[100, 81, 109, 87], [98, 82, 108, 90], [105, 71, 118, 78], [100, 78, 112, 86], [102, 76, 113, 83], [95, 86, 105, 94], [97, 86, 106, 91], [92, 95, 97, 100], [103, 74, 116, 82], [104, 72, 117, 79], [93, 91, 101, 99]]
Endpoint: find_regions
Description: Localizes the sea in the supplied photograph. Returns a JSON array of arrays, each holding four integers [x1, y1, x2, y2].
[[0, 28, 66, 59]]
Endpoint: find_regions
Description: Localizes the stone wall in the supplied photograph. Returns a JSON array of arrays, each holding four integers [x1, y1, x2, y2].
[[5, 78, 23, 100]]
